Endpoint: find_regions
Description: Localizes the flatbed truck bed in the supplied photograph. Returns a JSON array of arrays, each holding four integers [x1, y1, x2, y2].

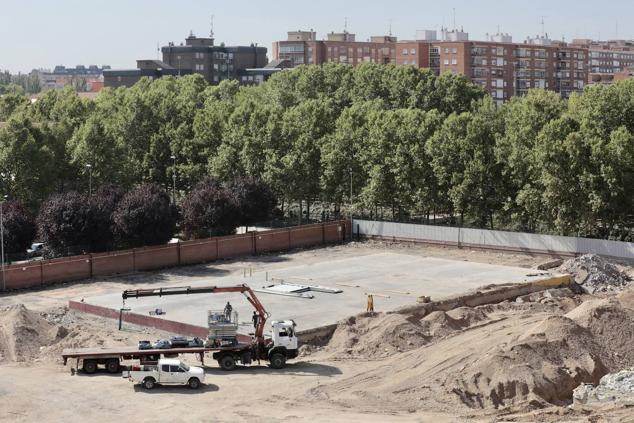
[[62, 343, 253, 374]]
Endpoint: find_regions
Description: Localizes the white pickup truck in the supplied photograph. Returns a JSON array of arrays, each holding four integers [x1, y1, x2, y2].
[[126, 359, 205, 390]]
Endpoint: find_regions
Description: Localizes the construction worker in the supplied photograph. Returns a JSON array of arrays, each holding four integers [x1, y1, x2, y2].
[[367, 294, 374, 313], [252, 311, 259, 330], [224, 302, 233, 322]]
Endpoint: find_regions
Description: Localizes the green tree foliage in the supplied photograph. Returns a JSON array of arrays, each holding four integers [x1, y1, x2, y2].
[[89, 185, 124, 252], [181, 177, 239, 239], [2, 201, 36, 255], [112, 183, 175, 248], [0, 65, 632, 240]]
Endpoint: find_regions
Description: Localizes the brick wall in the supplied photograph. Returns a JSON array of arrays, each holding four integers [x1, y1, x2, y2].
[[1, 221, 348, 291]]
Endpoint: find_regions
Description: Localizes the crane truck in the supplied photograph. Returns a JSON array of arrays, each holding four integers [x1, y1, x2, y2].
[[62, 284, 299, 372]]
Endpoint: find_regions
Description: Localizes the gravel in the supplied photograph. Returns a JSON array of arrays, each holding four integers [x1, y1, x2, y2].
[[558, 254, 631, 294]]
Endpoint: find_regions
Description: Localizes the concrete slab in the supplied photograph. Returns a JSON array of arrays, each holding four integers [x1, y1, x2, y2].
[[82, 252, 551, 332]]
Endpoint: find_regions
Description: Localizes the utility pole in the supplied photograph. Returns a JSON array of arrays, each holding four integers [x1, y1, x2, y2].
[[85, 164, 93, 197], [1, 196, 6, 292], [171, 155, 177, 204], [349, 167, 353, 220]]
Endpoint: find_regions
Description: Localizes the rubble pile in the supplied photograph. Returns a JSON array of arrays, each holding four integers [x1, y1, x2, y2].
[[574, 368, 634, 405], [559, 254, 631, 294]]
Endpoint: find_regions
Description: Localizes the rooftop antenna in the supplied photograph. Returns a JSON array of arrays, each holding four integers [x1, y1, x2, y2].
[[389, 19, 393, 37], [210, 14, 215, 39], [156, 41, 160, 60], [452, 8, 456, 31], [540, 16, 546, 37], [344, 16, 348, 33]]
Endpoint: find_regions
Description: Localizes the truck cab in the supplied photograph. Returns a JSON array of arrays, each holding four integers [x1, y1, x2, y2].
[[267, 320, 299, 368]]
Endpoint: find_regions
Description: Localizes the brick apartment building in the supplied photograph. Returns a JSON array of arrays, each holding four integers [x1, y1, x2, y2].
[[570, 39, 634, 85], [273, 29, 594, 102], [105, 33, 267, 88]]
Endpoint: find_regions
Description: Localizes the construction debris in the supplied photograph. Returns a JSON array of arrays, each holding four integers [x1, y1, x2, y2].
[[558, 254, 631, 294], [573, 368, 634, 406]]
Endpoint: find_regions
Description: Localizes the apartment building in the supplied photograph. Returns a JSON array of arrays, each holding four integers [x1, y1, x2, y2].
[[272, 30, 397, 67], [273, 30, 589, 102], [571, 39, 634, 84]]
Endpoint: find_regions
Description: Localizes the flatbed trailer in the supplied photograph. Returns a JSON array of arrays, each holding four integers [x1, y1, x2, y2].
[[62, 343, 255, 374]]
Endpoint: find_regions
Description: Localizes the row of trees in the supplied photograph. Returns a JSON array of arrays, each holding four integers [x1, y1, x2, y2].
[[0, 70, 41, 96], [2, 177, 276, 258], [0, 63, 633, 240]]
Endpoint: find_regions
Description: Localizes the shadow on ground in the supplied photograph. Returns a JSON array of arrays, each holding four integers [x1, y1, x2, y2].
[[203, 361, 342, 377], [132, 383, 220, 394]]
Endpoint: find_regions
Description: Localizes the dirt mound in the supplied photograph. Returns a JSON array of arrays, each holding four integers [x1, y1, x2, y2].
[[0, 304, 64, 362], [315, 296, 634, 413], [559, 254, 631, 294], [327, 313, 429, 358]]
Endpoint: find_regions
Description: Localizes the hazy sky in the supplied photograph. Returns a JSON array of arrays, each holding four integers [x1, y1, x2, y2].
[[1, 0, 632, 73]]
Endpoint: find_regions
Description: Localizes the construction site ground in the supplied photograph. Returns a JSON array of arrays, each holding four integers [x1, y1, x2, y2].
[[2, 242, 634, 422]]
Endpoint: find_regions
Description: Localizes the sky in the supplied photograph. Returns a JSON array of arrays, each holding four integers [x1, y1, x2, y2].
[[1, 0, 633, 73]]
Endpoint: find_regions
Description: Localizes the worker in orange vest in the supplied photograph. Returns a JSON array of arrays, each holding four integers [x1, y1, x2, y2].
[[367, 294, 374, 313]]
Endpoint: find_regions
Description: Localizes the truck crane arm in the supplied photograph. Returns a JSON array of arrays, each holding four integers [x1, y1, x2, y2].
[[122, 284, 269, 341]]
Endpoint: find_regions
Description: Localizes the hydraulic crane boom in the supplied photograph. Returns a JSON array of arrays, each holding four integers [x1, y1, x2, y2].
[[122, 284, 269, 342]]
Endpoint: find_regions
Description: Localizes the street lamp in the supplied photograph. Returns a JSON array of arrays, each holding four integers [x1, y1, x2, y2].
[[85, 164, 93, 197], [348, 167, 353, 220], [1, 195, 7, 292], [170, 155, 176, 204]]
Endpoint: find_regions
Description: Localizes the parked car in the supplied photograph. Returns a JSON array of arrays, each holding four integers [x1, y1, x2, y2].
[[170, 336, 204, 348], [27, 243, 45, 258], [170, 336, 189, 348], [153, 339, 172, 349], [138, 340, 152, 350]]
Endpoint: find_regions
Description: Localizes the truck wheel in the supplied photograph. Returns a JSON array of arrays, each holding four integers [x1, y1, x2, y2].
[[188, 378, 201, 389], [218, 355, 236, 371], [269, 353, 286, 369], [143, 377, 156, 390], [105, 359, 120, 374], [83, 359, 98, 374]]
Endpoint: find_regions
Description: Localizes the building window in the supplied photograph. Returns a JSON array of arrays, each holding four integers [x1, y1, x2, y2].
[[444, 48, 450, 54], [410, 48, 416, 55], [402, 48, 408, 55], [452, 59, 458, 65], [452, 48, 458, 54], [444, 59, 449, 65]]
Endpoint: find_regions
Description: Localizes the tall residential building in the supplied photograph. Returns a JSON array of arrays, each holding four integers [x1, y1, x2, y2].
[[570, 39, 634, 84], [105, 33, 267, 88], [272, 30, 593, 102]]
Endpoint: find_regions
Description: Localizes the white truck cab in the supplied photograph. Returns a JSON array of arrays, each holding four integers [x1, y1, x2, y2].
[[127, 359, 205, 390], [271, 320, 298, 351]]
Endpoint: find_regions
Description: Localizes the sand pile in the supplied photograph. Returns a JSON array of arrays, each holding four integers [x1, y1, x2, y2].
[[326, 308, 490, 359], [0, 304, 65, 362], [559, 254, 631, 293], [314, 294, 634, 413]]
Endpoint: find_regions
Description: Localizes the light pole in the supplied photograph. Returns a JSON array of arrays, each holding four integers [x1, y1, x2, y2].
[[177, 56, 181, 77], [170, 155, 176, 204], [1, 195, 6, 292], [85, 164, 93, 197], [348, 167, 353, 220]]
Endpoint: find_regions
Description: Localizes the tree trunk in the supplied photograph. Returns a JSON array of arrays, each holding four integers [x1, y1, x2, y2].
[[298, 200, 303, 225]]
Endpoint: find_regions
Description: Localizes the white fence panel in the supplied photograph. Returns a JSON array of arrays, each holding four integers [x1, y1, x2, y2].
[[353, 219, 634, 260]]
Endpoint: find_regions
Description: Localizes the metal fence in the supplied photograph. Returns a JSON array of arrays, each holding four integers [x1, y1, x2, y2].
[[353, 219, 634, 259]]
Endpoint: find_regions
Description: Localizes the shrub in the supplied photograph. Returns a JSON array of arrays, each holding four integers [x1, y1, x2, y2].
[[112, 183, 175, 248], [37, 192, 93, 257], [227, 177, 277, 228], [1, 201, 36, 255], [181, 177, 239, 239], [89, 185, 124, 252]]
